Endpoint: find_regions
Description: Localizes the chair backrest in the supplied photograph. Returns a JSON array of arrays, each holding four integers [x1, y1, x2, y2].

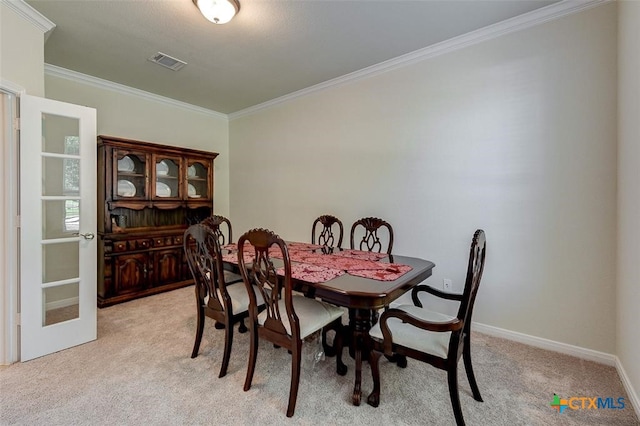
[[350, 217, 394, 254], [238, 228, 299, 340], [183, 223, 230, 312], [456, 229, 487, 336], [201, 215, 233, 247], [311, 215, 344, 249]]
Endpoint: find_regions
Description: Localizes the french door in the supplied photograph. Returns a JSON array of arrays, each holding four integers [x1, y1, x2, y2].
[[20, 94, 97, 361]]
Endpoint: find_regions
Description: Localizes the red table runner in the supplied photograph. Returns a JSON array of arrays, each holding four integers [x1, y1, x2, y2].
[[278, 264, 345, 284], [222, 243, 412, 282], [332, 249, 387, 261]]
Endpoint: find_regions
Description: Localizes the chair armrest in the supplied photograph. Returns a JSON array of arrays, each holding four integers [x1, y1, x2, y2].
[[378, 308, 463, 356], [411, 284, 462, 307]]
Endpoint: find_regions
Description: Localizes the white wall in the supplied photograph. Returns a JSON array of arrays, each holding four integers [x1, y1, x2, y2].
[[0, 2, 45, 96], [230, 4, 618, 353], [617, 0, 640, 411], [44, 75, 231, 216]]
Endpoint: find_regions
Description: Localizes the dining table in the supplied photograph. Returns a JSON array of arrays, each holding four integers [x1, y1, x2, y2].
[[221, 241, 436, 406]]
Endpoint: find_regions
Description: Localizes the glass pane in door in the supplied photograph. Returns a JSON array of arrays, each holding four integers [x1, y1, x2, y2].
[[187, 161, 208, 199], [42, 157, 80, 196], [116, 151, 146, 198], [42, 242, 79, 283], [43, 282, 79, 326], [42, 114, 79, 154], [42, 200, 80, 239], [155, 157, 179, 198]]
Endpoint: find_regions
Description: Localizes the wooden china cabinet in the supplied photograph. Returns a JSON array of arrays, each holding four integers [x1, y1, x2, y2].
[[97, 135, 218, 307]]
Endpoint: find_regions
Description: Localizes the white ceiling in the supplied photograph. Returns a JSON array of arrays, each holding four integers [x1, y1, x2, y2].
[[26, 0, 560, 114]]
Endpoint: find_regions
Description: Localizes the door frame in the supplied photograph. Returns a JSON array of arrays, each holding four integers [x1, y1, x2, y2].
[[1, 80, 24, 365]]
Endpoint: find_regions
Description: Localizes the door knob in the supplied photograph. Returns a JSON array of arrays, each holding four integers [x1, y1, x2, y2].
[[73, 232, 95, 240]]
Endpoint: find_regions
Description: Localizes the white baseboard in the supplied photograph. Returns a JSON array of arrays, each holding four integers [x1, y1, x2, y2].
[[472, 322, 616, 366], [615, 357, 640, 419], [45, 297, 79, 311], [472, 322, 640, 419]]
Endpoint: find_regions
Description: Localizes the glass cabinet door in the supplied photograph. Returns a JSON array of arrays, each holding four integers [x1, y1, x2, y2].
[[113, 150, 148, 199], [152, 154, 182, 199], [185, 158, 211, 200]]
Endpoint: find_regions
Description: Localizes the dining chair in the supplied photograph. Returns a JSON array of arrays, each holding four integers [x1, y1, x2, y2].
[[238, 228, 345, 417], [350, 217, 394, 255], [347, 217, 395, 364], [311, 214, 346, 356], [200, 214, 243, 284], [184, 223, 261, 377], [367, 229, 487, 426], [311, 214, 344, 251]]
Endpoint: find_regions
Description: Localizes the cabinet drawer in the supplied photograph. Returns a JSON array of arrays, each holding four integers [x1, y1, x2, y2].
[[113, 241, 128, 252], [132, 239, 152, 250], [153, 237, 176, 247]]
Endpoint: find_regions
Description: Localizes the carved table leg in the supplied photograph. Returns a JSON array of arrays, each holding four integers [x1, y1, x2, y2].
[[348, 308, 375, 406], [353, 339, 362, 406]]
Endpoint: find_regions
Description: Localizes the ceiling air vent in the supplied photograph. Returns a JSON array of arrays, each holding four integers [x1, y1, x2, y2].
[[148, 52, 187, 71]]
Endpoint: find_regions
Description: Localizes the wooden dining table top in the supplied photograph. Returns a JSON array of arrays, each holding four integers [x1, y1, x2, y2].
[[300, 254, 435, 310], [222, 243, 436, 311]]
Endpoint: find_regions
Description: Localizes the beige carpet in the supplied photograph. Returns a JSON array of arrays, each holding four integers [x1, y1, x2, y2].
[[1, 286, 638, 425]]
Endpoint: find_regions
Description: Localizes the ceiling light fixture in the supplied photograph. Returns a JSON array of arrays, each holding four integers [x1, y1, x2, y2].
[[193, 0, 240, 25]]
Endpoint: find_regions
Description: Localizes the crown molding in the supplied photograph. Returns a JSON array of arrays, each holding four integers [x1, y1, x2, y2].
[[44, 64, 228, 120], [229, 0, 610, 120], [1, 0, 55, 39]]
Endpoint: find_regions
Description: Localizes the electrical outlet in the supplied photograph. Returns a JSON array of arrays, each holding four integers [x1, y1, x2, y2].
[[443, 278, 452, 291]]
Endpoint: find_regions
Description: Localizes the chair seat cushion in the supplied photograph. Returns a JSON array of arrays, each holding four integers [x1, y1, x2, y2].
[[223, 270, 243, 284], [258, 296, 343, 339], [216, 283, 262, 315], [369, 305, 453, 359]]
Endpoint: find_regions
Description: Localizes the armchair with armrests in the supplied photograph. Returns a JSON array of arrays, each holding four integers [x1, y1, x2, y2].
[[367, 229, 487, 426]]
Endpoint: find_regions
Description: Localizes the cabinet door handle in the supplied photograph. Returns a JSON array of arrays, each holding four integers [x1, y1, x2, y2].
[[73, 232, 95, 240]]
